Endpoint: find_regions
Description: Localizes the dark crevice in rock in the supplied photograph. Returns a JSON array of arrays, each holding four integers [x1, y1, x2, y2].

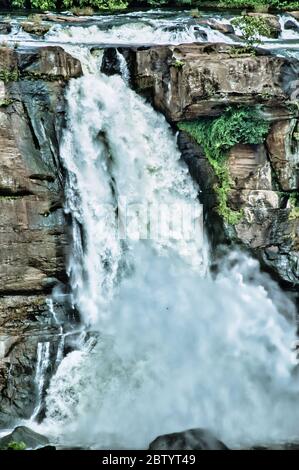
[[0, 189, 34, 197], [29, 174, 56, 183], [22, 102, 41, 151]]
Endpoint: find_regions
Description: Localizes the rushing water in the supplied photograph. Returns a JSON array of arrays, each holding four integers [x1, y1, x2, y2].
[[21, 38, 297, 449], [1, 8, 299, 449], [31, 342, 50, 422], [0, 9, 299, 58]]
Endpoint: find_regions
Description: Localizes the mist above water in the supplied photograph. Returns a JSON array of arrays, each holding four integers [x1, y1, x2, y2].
[[43, 247, 299, 450]]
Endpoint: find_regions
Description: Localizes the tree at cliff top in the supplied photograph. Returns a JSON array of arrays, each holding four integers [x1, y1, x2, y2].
[[6, 0, 299, 12]]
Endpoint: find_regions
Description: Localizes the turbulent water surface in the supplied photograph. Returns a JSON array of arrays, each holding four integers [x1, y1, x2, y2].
[[2, 9, 299, 450]]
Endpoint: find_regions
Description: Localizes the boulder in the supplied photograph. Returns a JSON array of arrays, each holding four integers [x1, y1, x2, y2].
[[0, 426, 49, 450], [197, 19, 234, 35], [284, 19, 299, 33], [0, 22, 11, 35], [248, 13, 281, 39], [149, 428, 228, 450], [289, 11, 299, 21], [41, 13, 89, 24], [228, 144, 272, 190], [21, 22, 51, 37], [18, 46, 82, 79]]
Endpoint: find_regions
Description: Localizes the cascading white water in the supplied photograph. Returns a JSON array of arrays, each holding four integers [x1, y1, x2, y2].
[[31, 341, 50, 422], [45, 19, 233, 46], [57, 52, 205, 327], [36, 44, 299, 450], [279, 15, 299, 41]]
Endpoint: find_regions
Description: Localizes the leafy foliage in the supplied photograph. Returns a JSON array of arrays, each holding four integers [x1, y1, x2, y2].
[[0, 68, 19, 83], [11, 0, 128, 9], [8, 0, 299, 12], [0, 98, 14, 106], [178, 107, 270, 225], [219, 0, 299, 9], [231, 15, 273, 49], [172, 59, 185, 68], [6, 441, 27, 450]]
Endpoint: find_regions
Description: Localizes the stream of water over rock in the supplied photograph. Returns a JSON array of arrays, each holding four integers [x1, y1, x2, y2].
[[1, 9, 299, 450]]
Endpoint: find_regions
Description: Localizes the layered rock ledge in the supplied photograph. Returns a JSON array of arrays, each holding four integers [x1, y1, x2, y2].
[[0, 45, 82, 426]]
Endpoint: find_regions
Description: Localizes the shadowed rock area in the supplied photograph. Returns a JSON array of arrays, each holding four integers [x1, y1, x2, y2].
[[149, 428, 229, 450]]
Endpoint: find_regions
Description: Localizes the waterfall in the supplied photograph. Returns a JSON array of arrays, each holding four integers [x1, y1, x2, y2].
[[45, 19, 233, 46], [279, 15, 299, 41], [116, 50, 130, 84], [31, 342, 50, 422], [57, 54, 206, 327], [38, 47, 299, 450]]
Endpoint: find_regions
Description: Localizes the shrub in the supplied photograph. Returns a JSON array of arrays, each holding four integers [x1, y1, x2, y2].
[[8, 0, 299, 12], [231, 15, 273, 50], [0, 69, 19, 83], [178, 107, 270, 225], [6, 441, 27, 450]]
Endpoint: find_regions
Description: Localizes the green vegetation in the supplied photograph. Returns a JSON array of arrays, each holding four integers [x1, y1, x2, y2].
[[0, 98, 14, 106], [22, 71, 65, 80], [172, 59, 185, 69], [178, 107, 270, 225], [231, 15, 273, 50], [6, 441, 27, 450], [7, 0, 299, 13], [70, 6, 94, 14], [0, 69, 19, 83], [220, 0, 299, 11], [11, 0, 128, 10]]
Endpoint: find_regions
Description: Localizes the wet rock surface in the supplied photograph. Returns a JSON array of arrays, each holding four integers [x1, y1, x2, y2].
[[20, 21, 51, 37], [0, 45, 82, 426], [0, 22, 11, 35], [178, 130, 299, 290], [149, 428, 228, 450]]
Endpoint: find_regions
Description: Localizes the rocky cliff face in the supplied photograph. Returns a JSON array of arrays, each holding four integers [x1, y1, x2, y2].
[[0, 45, 81, 426], [112, 43, 299, 291]]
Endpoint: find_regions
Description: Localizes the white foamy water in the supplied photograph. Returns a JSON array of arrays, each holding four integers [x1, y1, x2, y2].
[[57, 61, 205, 326], [31, 342, 50, 422], [32, 42, 299, 450], [45, 20, 232, 46], [1, 10, 298, 60], [42, 249, 299, 450]]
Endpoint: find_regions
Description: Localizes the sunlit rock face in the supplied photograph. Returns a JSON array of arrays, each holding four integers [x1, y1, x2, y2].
[[129, 43, 296, 120]]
